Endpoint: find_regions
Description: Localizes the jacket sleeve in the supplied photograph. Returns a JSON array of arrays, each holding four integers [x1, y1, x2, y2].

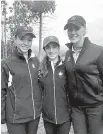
[[97, 50, 103, 82], [1, 61, 9, 124]]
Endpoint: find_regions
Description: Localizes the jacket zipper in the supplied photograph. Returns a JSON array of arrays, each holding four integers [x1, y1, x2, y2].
[[51, 61, 57, 124], [13, 90, 16, 123], [26, 59, 35, 119]]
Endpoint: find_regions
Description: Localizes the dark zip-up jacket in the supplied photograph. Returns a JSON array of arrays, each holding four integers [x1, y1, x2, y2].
[[39, 57, 70, 124], [1, 48, 42, 124], [65, 37, 103, 107]]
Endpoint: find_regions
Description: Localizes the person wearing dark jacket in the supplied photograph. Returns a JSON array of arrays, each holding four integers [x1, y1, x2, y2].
[[1, 26, 42, 134], [39, 36, 71, 134], [64, 15, 103, 134]]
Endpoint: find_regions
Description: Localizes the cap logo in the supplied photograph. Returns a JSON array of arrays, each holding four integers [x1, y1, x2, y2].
[[24, 27, 33, 32], [49, 37, 54, 40], [70, 16, 76, 21]]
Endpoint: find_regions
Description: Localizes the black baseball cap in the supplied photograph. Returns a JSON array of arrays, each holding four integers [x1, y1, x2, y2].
[[43, 36, 60, 48], [64, 15, 86, 30], [15, 26, 36, 38]]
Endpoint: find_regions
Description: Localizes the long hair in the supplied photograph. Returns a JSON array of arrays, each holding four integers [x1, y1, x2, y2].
[[39, 56, 48, 77]]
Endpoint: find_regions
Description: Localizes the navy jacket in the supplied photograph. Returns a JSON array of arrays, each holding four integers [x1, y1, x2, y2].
[[39, 57, 70, 124], [65, 37, 103, 107], [1, 48, 42, 124]]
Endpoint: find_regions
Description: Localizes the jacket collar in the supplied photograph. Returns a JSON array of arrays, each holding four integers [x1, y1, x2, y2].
[[65, 37, 91, 50], [14, 47, 35, 60], [47, 56, 64, 68]]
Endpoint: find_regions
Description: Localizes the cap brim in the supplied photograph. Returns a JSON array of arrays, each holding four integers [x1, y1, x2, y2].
[[18, 32, 36, 39], [43, 41, 59, 49], [64, 22, 82, 30]]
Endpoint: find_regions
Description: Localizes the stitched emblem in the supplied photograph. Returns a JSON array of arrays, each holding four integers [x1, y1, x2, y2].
[[58, 71, 63, 76], [67, 57, 71, 61], [70, 16, 76, 21], [32, 64, 35, 68]]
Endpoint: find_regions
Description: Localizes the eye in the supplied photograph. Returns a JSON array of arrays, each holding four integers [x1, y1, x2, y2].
[[20, 37, 24, 40], [45, 45, 50, 50], [20, 38, 24, 40], [74, 26, 81, 31], [28, 40, 32, 42], [67, 25, 81, 32], [67, 27, 73, 32], [52, 45, 57, 48]]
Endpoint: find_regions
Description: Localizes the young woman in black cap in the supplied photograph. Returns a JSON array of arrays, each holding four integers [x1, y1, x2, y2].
[[64, 15, 103, 134], [1, 26, 42, 134], [39, 36, 71, 134]]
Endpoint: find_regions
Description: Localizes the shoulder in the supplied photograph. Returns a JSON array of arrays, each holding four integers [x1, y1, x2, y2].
[[1, 56, 12, 68], [90, 43, 103, 55]]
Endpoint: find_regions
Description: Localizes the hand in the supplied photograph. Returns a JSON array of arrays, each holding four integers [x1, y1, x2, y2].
[[1, 123, 8, 133]]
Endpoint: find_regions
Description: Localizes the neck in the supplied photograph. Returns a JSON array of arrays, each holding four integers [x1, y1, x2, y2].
[[73, 37, 85, 50], [50, 56, 59, 65], [23, 52, 28, 60]]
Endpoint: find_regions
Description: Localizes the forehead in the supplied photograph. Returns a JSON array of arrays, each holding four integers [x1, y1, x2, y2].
[[67, 23, 81, 29], [46, 42, 59, 47]]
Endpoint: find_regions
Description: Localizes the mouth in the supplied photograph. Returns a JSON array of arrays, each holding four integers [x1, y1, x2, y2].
[[70, 36, 78, 40], [22, 46, 30, 49], [48, 53, 56, 57]]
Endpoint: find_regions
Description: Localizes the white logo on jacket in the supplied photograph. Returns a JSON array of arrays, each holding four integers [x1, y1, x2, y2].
[[58, 71, 63, 76], [32, 64, 35, 68], [67, 57, 71, 62], [8, 72, 13, 87]]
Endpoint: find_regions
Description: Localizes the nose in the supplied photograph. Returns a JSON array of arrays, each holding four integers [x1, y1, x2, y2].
[[24, 40, 28, 45], [49, 47, 54, 52], [71, 29, 76, 34]]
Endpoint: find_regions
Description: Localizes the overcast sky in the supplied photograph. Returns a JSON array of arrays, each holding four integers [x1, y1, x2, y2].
[[47, 0, 103, 47], [1, 0, 103, 53], [32, 0, 103, 52]]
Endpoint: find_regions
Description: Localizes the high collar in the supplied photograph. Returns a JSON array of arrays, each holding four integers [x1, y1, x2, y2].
[[46, 56, 63, 68], [13, 47, 35, 60], [65, 37, 91, 50]]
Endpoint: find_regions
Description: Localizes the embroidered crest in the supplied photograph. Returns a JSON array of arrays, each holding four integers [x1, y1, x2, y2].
[[67, 57, 71, 62], [70, 16, 76, 21], [32, 64, 35, 68], [58, 71, 63, 76]]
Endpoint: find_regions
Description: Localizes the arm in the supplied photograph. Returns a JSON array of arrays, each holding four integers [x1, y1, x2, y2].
[[97, 50, 103, 81], [1, 61, 9, 132]]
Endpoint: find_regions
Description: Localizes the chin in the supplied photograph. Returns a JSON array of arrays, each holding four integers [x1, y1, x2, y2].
[[49, 56, 56, 60], [21, 49, 29, 53], [70, 39, 79, 43]]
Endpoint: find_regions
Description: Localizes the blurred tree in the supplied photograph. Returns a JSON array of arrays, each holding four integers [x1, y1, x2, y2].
[[21, 1, 56, 57], [5, 1, 56, 60], [1, 0, 7, 59]]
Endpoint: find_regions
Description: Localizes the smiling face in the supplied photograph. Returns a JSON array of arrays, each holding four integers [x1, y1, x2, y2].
[[44, 42, 60, 61], [67, 23, 86, 44], [14, 34, 33, 54]]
